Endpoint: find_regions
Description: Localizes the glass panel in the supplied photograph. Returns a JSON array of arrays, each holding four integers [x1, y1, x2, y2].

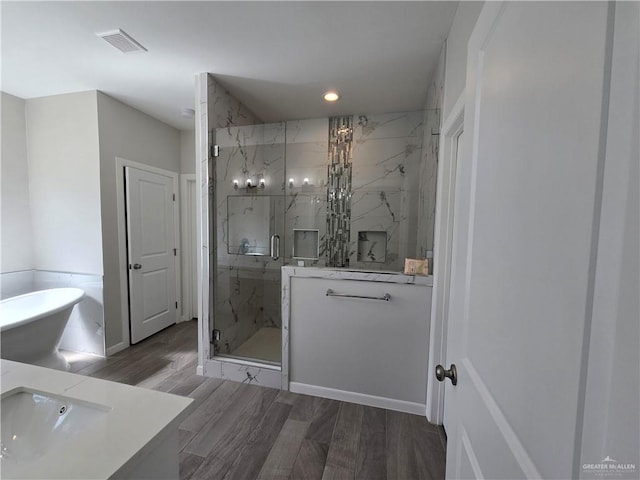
[[212, 122, 285, 366], [227, 195, 272, 255]]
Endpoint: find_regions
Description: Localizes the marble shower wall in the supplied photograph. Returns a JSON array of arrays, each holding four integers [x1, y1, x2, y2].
[[417, 44, 445, 258], [284, 112, 425, 272], [205, 75, 269, 357], [349, 111, 424, 271], [213, 121, 285, 355], [284, 118, 329, 266]]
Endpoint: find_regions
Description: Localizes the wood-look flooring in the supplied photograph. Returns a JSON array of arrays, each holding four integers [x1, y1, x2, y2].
[[65, 321, 447, 480]]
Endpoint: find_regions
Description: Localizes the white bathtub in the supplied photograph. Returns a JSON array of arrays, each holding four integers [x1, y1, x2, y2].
[[0, 288, 85, 370]]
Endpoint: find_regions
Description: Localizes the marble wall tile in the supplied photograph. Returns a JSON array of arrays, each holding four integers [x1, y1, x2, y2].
[[207, 75, 261, 132], [417, 45, 445, 257], [353, 111, 424, 141], [284, 118, 329, 267], [204, 75, 270, 361], [283, 111, 425, 271], [212, 119, 285, 355], [349, 111, 424, 271]]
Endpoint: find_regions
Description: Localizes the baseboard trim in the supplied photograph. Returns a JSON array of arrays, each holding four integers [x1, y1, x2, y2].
[[106, 342, 127, 357], [196, 364, 204, 376], [289, 382, 426, 415]]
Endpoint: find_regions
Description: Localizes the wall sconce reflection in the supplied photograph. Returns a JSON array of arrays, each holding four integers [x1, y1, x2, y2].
[[288, 177, 316, 188], [234, 178, 265, 190]]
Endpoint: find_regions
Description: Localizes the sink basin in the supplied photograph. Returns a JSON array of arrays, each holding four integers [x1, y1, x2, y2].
[[1, 389, 109, 477]]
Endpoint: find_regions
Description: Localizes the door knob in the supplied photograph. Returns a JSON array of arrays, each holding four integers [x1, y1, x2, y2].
[[132, 263, 142, 270], [435, 363, 457, 385]]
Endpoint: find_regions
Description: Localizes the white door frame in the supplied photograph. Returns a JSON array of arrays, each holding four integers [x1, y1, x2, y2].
[[180, 173, 197, 322], [114, 157, 181, 351], [426, 92, 465, 424]]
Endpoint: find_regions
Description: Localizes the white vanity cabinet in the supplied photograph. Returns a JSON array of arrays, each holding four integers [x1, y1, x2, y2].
[[283, 267, 432, 414]]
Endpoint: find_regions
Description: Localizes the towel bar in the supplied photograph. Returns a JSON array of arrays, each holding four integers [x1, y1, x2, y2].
[[325, 289, 391, 301]]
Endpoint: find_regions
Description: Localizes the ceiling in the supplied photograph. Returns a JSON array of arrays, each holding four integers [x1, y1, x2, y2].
[[1, 1, 458, 131]]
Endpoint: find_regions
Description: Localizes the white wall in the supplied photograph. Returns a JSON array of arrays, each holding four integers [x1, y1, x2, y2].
[[580, 1, 639, 471], [97, 91, 181, 349], [442, 1, 484, 120], [25, 91, 102, 274], [180, 130, 196, 174], [0, 92, 33, 274]]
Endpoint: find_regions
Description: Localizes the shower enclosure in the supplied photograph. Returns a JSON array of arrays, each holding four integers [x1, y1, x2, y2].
[[211, 122, 287, 367], [203, 111, 432, 384]]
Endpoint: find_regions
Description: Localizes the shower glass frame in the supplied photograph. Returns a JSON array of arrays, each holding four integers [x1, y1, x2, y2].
[[210, 122, 287, 368]]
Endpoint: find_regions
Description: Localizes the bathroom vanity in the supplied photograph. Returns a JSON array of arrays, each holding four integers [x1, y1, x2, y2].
[[282, 266, 432, 414], [0, 360, 193, 479]]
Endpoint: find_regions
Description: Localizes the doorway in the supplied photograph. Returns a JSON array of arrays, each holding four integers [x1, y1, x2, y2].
[[117, 159, 181, 346]]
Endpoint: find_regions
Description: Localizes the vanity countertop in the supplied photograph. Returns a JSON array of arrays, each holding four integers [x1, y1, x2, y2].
[[282, 266, 433, 286], [0, 359, 193, 479]]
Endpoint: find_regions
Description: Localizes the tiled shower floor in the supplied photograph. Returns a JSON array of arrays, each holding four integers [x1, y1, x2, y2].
[[229, 326, 281, 364]]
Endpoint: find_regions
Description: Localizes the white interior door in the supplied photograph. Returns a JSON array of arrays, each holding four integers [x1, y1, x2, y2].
[[443, 2, 613, 478], [126, 166, 177, 344]]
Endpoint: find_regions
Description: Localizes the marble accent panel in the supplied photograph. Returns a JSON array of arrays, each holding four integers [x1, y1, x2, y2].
[[33, 271, 105, 356], [326, 116, 354, 267], [203, 358, 282, 389]]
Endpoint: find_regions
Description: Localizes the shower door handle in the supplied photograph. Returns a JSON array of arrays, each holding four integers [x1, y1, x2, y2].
[[270, 234, 280, 260]]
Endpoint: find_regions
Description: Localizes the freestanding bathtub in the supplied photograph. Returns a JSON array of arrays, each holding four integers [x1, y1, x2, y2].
[[0, 288, 85, 370]]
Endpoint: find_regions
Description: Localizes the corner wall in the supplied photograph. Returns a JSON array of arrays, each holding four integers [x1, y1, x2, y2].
[[442, 1, 484, 120], [196, 73, 261, 373], [0, 92, 32, 275], [97, 92, 181, 350], [25, 91, 102, 274]]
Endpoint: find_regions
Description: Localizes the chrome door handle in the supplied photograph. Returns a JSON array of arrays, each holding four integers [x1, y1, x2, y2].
[[435, 363, 457, 385], [270, 234, 280, 260], [132, 263, 142, 270]]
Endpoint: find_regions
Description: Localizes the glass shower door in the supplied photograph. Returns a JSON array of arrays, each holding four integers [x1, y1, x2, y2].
[[211, 122, 286, 366]]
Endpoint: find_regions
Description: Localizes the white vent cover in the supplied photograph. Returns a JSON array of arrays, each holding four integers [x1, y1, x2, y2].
[[96, 29, 147, 53]]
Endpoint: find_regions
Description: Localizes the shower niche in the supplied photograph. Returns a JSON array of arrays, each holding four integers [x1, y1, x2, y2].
[[292, 229, 320, 260], [357, 231, 387, 263]]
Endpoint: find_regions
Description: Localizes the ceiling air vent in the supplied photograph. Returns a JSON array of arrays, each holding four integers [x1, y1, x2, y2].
[[96, 29, 147, 54]]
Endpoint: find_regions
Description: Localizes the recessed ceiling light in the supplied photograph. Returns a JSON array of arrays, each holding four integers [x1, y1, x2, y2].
[[323, 91, 340, 102]]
